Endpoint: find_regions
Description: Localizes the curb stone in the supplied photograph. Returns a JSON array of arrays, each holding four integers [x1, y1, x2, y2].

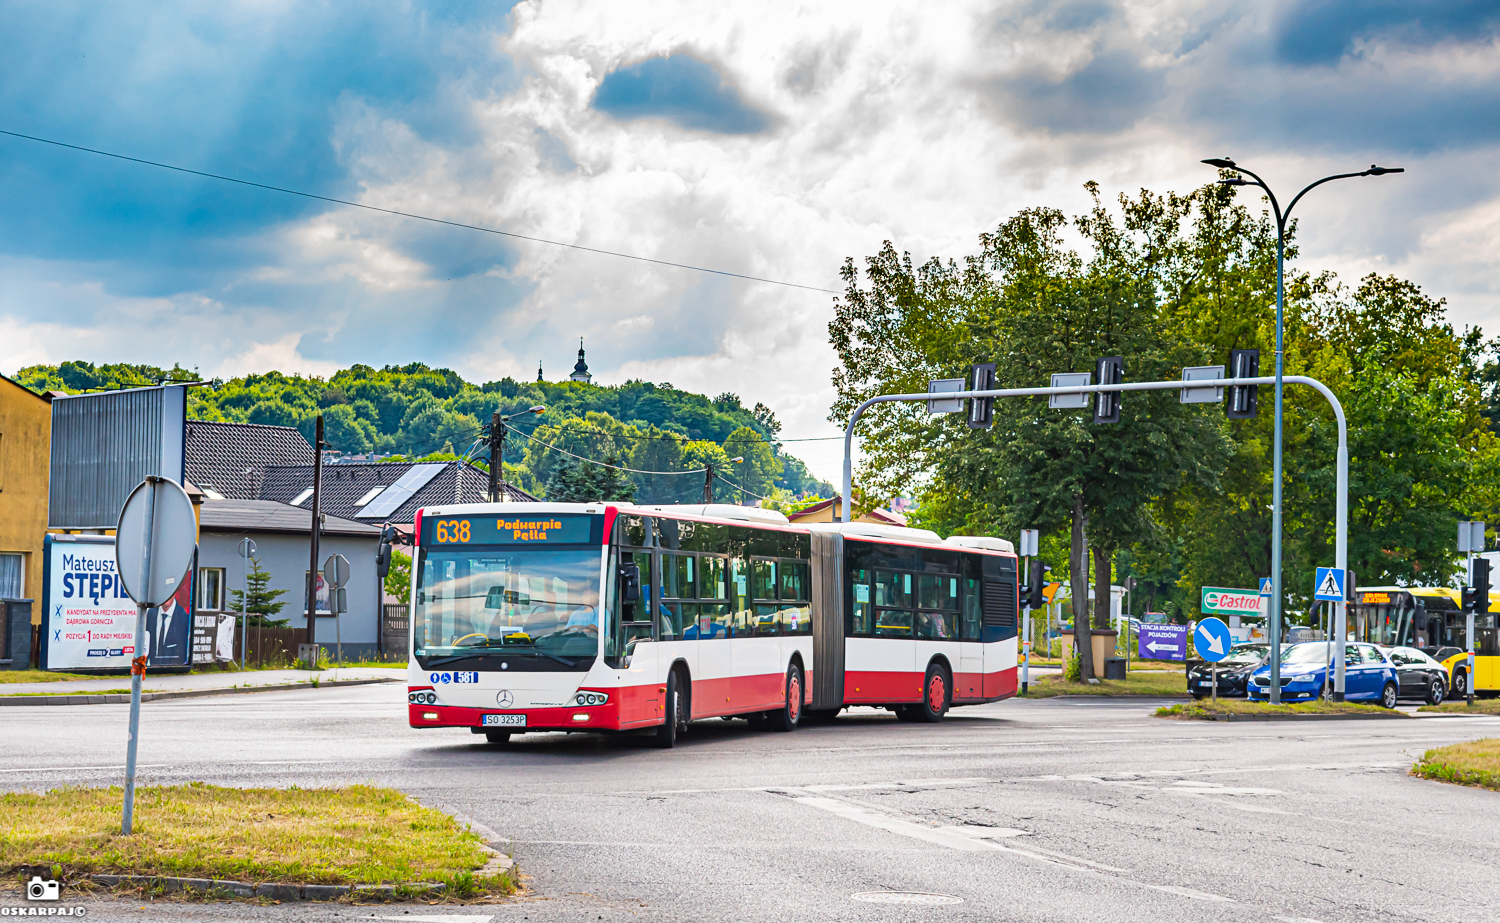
[[88, 874, 445, 901], [0, 677, 399, 707], [1207, 712, 1406, 721]]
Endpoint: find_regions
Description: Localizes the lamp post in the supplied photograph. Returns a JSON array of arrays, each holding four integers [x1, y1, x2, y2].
[[704, 457, 745, 503], [1199, 158, 1402, 703], [489, 405, 545, 501]]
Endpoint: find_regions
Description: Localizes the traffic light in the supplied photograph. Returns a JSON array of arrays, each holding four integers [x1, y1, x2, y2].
[[1473, 559, 1492, 614], [1027, 559, 1046, 611], [1227, 348, 1260, 419], [968, 362, 995, 429], [1093, 356, 1123, 424]]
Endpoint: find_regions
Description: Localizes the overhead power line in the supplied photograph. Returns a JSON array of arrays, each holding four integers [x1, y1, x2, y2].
[[513, 428, 706, 476], [0, 128, 839, 294]]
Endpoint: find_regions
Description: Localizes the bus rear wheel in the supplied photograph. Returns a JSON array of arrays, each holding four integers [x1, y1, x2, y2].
[[767, 663, 803, 732], [918, 664, 950, 723]]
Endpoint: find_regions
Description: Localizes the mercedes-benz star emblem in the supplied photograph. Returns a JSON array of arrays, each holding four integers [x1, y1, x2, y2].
[[496, 690, 514, 708]]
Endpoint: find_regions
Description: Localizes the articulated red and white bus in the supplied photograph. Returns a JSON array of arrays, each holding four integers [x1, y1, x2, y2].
[[405, 502, 1019, 747]]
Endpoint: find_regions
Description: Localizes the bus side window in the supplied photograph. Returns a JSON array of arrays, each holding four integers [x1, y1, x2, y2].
[[851, 569, 873, 636]]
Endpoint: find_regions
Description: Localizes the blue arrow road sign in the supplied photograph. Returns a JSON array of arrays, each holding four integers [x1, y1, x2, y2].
[[1314, 567, 1346, 602], [1259, 577, 1273, 597], [1194, 617, 1233, 662], [1138, 624, 1189, 661]]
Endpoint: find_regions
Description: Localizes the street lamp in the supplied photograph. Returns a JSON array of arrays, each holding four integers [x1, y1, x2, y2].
[[1200, 157, 1402, 703], [704, 456, 745, 503], [489, 405, 545, 501]]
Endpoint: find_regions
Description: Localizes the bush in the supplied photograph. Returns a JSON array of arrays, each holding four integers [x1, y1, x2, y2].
[[1064, 649, 1082, 682]]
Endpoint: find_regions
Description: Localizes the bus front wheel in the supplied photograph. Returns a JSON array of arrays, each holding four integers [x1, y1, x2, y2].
[[654, 670, 685, 748], [484, 730, 511, 745]]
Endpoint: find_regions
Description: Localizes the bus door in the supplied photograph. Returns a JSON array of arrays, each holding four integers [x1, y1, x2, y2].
[[981, 556, 1018, 698], [958, 573, 984, 699]]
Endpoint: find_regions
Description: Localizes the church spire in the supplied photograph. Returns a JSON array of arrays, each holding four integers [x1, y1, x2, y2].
[[569, 338, 592, 384], [537, 360, 543, 382]]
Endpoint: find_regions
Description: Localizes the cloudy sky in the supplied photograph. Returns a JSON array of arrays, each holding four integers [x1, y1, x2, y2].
[[1, 1, 1496, 479]]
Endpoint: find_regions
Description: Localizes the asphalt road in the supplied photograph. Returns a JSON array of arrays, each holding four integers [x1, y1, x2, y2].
[[5, 684, 1500, 923]]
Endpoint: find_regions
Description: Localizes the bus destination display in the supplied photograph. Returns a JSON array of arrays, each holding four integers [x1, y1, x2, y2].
[[424, 514, 597, 546]]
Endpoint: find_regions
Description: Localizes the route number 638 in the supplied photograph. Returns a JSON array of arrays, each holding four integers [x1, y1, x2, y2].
[[434, 519, 470, 543]]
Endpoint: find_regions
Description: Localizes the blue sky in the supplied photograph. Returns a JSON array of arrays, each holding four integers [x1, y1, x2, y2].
[[1, 0, 1497, 478]]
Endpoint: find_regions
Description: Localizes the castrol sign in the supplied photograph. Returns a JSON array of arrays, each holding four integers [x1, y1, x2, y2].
[[1200, 587, 1263, 615]]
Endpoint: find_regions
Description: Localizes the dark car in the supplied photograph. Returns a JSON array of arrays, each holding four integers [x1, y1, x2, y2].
[[1380, 646, 1448, 704], [1188, 643, 1274, 699]]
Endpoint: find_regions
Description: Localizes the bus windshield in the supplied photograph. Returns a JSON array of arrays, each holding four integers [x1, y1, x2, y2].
[[414, 547, 601, 667]]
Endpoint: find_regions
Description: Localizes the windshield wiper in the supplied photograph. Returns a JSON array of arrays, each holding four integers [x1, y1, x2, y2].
[[422, 652, 491, 668], [420, 648, 580, 668]]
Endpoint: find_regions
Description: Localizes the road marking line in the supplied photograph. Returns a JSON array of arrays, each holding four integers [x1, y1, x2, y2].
[[791, 796, 1003, 851], [1143, 884, 1235, 903], [788, 792, 1236, 904], [375, 916, 492, 923]]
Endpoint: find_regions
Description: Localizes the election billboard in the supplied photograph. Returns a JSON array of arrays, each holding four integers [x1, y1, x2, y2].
[[42, 534, 193, 671]]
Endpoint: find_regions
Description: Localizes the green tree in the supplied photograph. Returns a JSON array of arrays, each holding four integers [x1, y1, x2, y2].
[[830, 192, 1231, 677], [384, 548, 412, 605], [723, 426, 782, 500], [227, 558, 290, 627]]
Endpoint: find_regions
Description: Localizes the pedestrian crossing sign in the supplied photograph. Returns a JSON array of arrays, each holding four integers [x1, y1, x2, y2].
[[1313, 567, 1345, 602]]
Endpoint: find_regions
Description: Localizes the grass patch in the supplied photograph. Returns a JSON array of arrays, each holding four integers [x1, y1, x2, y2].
[[1417, 699, 1500, 715], [191, 660, 406, 675], [1023, 672, 1187, 698], [0, 783, 514, 897], [1412, 738, 1500, 791], [1156, 699, 1404, 719], [0, 670, 99, 684]]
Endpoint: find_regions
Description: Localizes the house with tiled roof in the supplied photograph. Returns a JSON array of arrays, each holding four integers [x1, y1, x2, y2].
[[784, 496, 907, 527], [259, 460, 535, 527], [184, 420, 313, 500]]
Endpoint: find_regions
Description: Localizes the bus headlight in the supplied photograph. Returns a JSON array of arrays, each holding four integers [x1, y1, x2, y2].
[[572, 691, 609, 706], [409, 691, 439, 705]]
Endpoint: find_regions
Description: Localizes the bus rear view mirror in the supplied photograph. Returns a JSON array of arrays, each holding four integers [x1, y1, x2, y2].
[[485, 586, 529, 609], [619, 562, 642, 602]]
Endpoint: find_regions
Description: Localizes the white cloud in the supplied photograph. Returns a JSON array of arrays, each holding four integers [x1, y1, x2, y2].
[[4, 0, 1497, 484]]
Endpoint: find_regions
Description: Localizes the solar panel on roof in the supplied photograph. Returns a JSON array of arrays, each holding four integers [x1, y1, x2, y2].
[[355, 463, 445, 518]]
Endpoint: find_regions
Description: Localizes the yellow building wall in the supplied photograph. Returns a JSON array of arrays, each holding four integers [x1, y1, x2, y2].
[[0, 376, 50, 608]]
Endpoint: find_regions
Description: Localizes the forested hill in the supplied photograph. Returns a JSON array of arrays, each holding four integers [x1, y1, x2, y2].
[[13, 360, 835, 503]]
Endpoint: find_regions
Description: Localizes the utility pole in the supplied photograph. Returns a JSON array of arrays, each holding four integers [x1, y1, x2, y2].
[[489, 405, 545, 502], [703, 463, 715, 503], [304, 415, 324, 653]]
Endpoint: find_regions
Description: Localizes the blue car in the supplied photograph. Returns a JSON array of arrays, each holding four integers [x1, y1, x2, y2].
[[1247, 642, 1400, 708]]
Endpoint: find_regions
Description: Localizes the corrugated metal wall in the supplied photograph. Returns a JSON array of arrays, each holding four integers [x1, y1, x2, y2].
[[48, 386, 186, 529]]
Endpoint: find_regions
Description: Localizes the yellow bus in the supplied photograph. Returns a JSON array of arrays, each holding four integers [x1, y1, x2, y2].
[[1353, 586, 1500, 695]]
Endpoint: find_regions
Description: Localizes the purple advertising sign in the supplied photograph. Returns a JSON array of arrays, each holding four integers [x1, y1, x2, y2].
[[1138, 624, 1189, 661]]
